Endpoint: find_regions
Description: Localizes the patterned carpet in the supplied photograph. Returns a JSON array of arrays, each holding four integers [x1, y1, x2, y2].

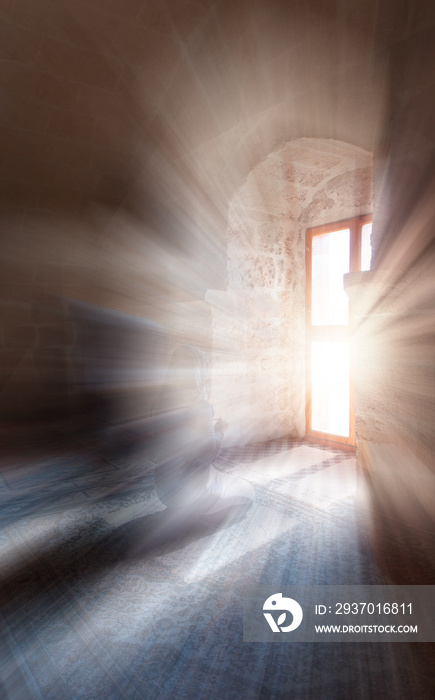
[[0, 419, 431, 699]]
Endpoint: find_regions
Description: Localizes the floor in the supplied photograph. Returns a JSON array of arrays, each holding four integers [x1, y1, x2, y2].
[[0, 418, 430, 699]]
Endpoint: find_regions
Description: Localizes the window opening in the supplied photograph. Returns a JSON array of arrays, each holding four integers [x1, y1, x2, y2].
[[306, 215, 372, 446]]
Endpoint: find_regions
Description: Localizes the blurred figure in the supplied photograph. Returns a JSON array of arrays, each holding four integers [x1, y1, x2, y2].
[[152, 346, 254, 525]]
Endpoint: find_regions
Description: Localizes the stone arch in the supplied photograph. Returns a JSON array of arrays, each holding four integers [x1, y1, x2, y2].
[[208, 138, 373, 445]]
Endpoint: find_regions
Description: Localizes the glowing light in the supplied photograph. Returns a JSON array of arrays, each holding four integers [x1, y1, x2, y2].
[[312, 229, 350, 326], [361, 222, 372, 271], [311, 341, 350, 437]]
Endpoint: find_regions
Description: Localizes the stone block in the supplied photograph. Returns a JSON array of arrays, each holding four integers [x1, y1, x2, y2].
[[5, 325, 36, 348], [32, 348, 67, 371], [37, 324, 67, 348], [0, 302, 32, 327], [30, 300, 65, 325], [34, 370, 68, 395]]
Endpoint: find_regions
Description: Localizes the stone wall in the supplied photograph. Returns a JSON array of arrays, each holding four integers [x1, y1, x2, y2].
[[0, 293, 72, 421], [0, 137, 374, 436], [208, 138, 373, 444], [0, 207, 216, 424], [345, 4, 435, 614]]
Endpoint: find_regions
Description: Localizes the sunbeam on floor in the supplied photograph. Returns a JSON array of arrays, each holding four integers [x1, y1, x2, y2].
[[0, 424, 430, 699]]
